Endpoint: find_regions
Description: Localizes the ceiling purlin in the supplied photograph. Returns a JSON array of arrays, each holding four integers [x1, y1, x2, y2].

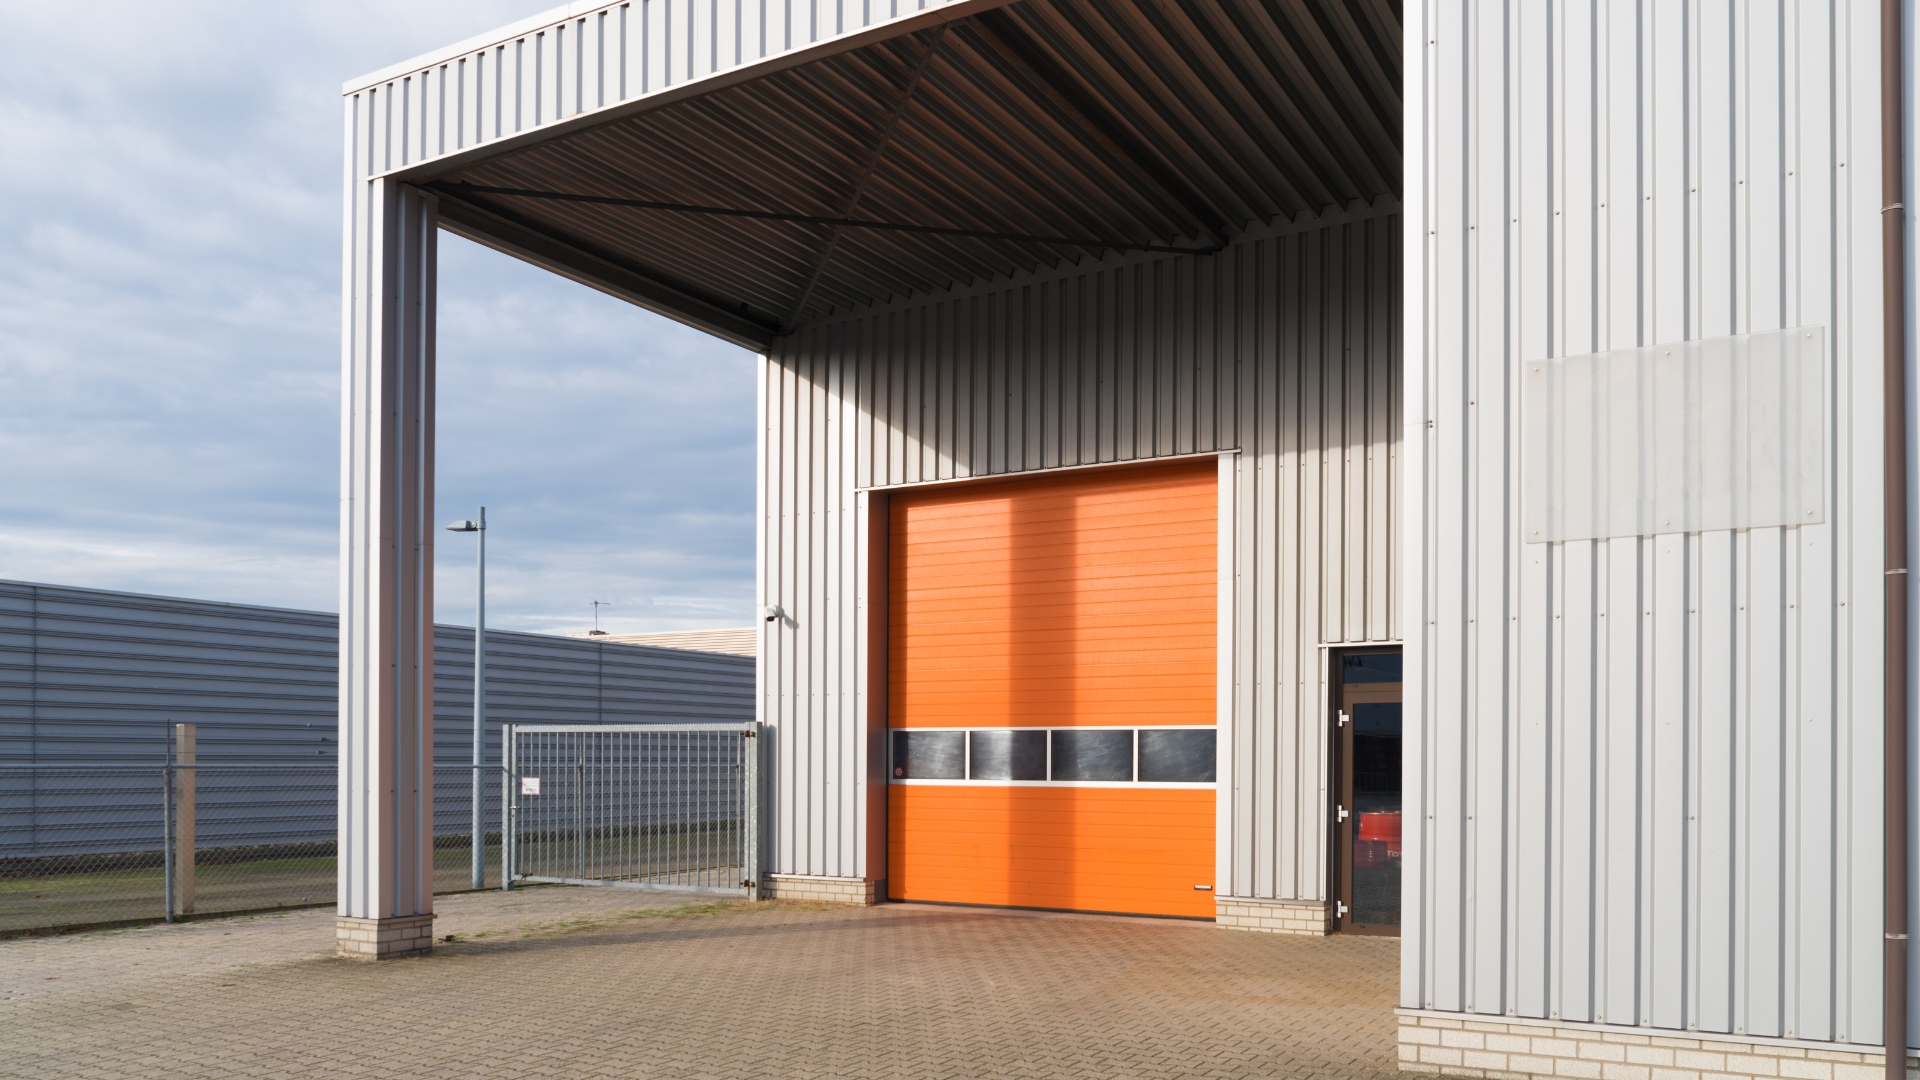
[[785, 26, 952, 331], [1152, 0, 1375, 203], [434, 183, 785, 335], [873, 49, 1162, 255], [1063, 1, 1316, 217], [1287, 0, 1404, 141], [473, 131, 825, 311], [967, 10, 1230, 241], [1005, 1, 1298, 227], [1240, 0, 1399, 194], [941, 19, 1203, 242]]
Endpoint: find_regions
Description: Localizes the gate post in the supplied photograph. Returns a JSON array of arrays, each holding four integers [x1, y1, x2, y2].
[[745, 723, 761, 897], [502, 724, 515, 891]]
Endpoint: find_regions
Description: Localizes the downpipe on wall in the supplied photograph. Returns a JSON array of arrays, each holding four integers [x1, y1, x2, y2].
[[1885, 0, 1911, 1077]]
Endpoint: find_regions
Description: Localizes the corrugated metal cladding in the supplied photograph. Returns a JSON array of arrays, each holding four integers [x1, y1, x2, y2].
[[758, 202, 1400, 896], [1404, 0, 1887, 1047], [0, 580, 752, 765], [341, 0, 968, 177]]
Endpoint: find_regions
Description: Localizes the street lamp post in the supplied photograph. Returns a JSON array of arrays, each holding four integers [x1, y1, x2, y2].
[[445, 508, 486, 890]]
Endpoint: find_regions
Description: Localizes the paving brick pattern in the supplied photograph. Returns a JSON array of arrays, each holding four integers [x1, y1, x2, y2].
[[3, 888, 1398, 1079]]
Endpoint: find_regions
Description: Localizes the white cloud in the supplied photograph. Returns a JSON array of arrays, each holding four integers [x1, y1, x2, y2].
[[0, 1, 759, 634]]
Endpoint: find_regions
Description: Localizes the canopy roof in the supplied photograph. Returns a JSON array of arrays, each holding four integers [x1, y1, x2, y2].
[[393, 0, 1400, 349]]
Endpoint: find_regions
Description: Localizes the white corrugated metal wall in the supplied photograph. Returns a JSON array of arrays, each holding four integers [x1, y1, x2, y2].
[[341, 0, 971, 181], [758, 202, 1401, 899], [1404, 0, 1887, 1045]]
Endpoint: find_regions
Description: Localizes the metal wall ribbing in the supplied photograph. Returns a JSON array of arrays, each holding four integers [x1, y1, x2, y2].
[[0, 579, 753, 766], [758, 202, 1400, 894], [1403, 0, 1886, 1046], [341, 0, 967, 179]]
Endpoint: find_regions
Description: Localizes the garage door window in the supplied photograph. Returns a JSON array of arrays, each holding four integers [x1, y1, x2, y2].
[[968, 729, 1048, 780], [892, 730, 965, 779], [1138, 729, 1217, 782], [889, 728, 1215, 784]]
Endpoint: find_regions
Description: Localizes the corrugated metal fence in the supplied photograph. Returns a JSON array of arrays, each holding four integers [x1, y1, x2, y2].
[[0, 579, 755, 853]]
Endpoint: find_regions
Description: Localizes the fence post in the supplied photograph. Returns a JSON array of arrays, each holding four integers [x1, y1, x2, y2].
[[173, 723, 195, 916], [163, 732, 174, 923]]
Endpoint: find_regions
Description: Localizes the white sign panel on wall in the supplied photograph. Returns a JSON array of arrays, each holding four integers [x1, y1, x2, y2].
[[1520, 326, 1827, 542]]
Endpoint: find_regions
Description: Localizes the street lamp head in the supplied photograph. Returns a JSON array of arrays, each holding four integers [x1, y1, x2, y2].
[[445, 520, 481, 532]]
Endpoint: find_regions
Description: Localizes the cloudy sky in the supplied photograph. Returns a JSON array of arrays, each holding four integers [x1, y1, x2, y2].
[[0, 2, 759, 636]]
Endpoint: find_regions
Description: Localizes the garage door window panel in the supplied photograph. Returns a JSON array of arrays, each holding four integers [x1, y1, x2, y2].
[[893, 730, 965, 779], [968, 729, 1048, 781], [1138, 729, 1216, 783], [1050, 729, 1134, 781]]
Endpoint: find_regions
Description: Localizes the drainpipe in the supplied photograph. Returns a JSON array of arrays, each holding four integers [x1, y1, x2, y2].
[[1885, 0, 1910, 1077]]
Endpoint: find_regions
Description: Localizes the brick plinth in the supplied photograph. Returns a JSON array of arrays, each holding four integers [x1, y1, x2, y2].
[[760, 875, 880, 905], [1214, 896, 1331, 935], [1396, 1011, 1919, 1080], [335, 914, 435, 960]]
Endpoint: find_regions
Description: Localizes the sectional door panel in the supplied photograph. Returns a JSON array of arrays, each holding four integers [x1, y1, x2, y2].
[[886, 460, 1217, 918]]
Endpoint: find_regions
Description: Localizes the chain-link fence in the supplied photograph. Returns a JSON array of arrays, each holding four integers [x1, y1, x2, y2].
[[0, 762, 504, 935]]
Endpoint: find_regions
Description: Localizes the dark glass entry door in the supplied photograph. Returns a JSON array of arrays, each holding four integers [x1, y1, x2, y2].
[[1333, 650, 1402, 935]]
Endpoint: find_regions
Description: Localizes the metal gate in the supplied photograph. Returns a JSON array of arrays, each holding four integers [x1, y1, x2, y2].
[[505, 723, 759, 896]]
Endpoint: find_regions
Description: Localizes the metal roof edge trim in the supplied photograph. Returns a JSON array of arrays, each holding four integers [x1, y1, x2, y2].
[[361, 0, 1016, 185], [345, 2, 617, 94], [788, 194, 1403, 335]]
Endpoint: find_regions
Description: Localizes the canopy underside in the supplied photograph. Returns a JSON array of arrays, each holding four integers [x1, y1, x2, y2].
[[418, 0, 1401, 349]]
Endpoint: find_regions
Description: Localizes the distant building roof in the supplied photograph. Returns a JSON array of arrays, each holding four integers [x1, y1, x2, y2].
[[568, 627, 757, 657]]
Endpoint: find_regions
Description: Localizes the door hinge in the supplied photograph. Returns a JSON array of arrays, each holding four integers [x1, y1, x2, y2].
[[1338, 710, 1348, 727], [1337, 805, 1350, 822], [1336, 901, 1349, 917]]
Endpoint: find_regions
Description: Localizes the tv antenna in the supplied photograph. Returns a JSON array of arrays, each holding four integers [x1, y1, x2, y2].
[[588, 600, 610, 636]]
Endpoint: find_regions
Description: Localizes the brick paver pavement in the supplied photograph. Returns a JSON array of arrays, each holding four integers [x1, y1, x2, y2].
[[3, 887, 1399, 1079]]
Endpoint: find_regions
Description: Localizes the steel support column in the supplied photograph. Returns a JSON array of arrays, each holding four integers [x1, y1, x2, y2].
[[337, 168, 438, 960]]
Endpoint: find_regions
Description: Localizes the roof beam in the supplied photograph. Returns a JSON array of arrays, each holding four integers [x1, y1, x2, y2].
[[433, 188, 779, 350], [784, 26, 950, 332], [428, 181, 1226, 256]]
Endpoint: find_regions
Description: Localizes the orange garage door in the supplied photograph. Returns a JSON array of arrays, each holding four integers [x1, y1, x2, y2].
[[887, 459, 1217, 918]]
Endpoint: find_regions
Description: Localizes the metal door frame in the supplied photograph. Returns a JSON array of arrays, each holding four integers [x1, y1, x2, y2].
[[1330, 650, 1402, 936]]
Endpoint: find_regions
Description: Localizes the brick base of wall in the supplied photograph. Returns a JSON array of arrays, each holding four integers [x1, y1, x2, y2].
[[1214, 896, 1330, 935], [1397, 1010, 1918, 1080], [761, 874, 881, 905], [335, 914, 434, 960]]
